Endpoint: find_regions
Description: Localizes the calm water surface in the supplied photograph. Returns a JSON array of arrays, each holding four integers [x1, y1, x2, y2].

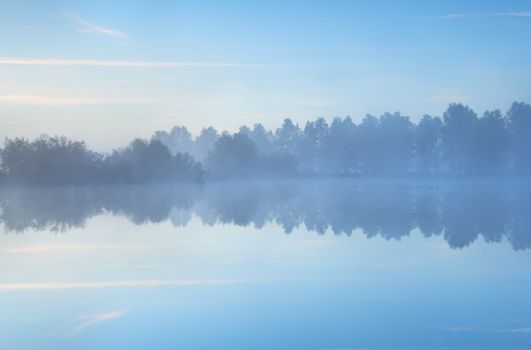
[[1, 180, 530, 350]]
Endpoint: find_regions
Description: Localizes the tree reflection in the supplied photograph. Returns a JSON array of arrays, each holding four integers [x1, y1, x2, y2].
[[1, 180, 530, 250]]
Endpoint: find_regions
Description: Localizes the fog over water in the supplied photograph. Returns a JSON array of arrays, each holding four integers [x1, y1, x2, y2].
[[2, 179, 530, 250]]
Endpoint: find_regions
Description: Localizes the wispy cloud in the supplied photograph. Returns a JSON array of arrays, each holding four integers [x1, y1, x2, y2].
[[0, 95, 157, 106], [432, 325, 531, 334], [108, 78, 179, 84], [427, 94, 467, 103], [436, 326, 481, 332], [426, 11, 531, 20], [426, 14, 478, 20], [71, 310, 128, 334], [509, 327, 531, 333], [495, 11, 531, 17], [0, 57, 284, 69], [298, 101, 334, 108], [0, 279, 254, 292], [65, 12, 127, 39], [0, 243, 165, 254]]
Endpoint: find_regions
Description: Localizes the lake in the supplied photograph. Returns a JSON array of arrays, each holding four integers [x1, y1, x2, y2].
[[1, 179, 530, 350]]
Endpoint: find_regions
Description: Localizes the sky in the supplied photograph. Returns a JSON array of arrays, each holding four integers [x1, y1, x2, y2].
[[1, 0, 531, 150]]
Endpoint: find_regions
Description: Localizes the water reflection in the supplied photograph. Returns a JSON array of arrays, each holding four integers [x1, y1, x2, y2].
[[1, 180, 530, 250]]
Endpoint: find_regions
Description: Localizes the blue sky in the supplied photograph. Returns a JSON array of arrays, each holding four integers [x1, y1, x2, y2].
[[1, 0, 531, 150]]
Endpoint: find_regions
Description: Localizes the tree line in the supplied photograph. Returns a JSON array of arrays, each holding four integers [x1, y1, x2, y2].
[[1, 102, 530, 185], [0, 136, 203, 185], [153, 101, 531, 177]]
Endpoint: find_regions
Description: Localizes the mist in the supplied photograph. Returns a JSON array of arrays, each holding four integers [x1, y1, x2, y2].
[[1, 102, 530, 186]]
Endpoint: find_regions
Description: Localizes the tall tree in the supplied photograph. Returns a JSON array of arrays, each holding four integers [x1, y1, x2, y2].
[[273, 118, 301, 156], [300, 118, 329, 173], [152, 126, 193, 155], [206, 133, 258, 177], [193, 127, 219, 161], [356, 114, 381, 175], [476, 110, 509, 174], [441, 103, 478, 174], [250, 123, 273, 155], [415, 115, 442, 174], [327, 117, 357, 173], [506, 102, 531, 174], [379, 112, 414, 174]]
